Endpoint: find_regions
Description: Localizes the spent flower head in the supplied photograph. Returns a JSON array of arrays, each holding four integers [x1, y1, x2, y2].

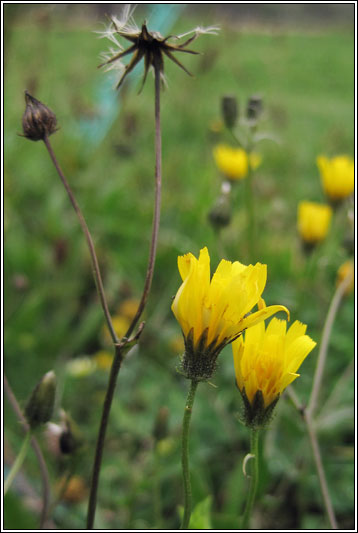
[[97, 5, 219, 90], [233, 315, 316, 428], [171, 247, 289, 381]]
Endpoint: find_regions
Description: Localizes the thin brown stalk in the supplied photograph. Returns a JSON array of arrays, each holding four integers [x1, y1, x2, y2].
[[286, 387, 338, 528], [4, 374, 51, 528], [307, 271, 353, 418], [86, 65, 162, 529], [42, 135, 119, 346], [304, 411, 338, 529]]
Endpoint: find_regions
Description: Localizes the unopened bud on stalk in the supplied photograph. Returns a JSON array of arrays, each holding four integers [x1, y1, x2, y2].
[[153, 406, 169, 442], [59, 411, 84, 455], [221, 95, 238, 129], [246, 94, 263, 122], [22, 91, 57, 141], [25, 371, 56, 429], [208, 194, 232, 229]]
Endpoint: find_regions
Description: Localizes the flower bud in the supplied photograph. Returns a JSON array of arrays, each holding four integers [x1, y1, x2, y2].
[[221, 95, 238, 130], [59, 411, 84, 455], [25, 371, 56, 429], [208, 194, 232, 229], [246, 94, 263, 122], [22, 91, 57, 141]]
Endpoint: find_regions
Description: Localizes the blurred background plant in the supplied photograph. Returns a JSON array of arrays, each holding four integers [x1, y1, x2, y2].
[[4, 3, 354, 530]]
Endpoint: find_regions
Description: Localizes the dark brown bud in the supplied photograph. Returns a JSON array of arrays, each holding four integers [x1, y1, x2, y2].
[[246, 94, 263, 121], [208, 194, 232, 229], [22, 91, 57, 141], [58, 411, 84, 455], [25, 371, 57, 429], [221, 95, 238, 130]]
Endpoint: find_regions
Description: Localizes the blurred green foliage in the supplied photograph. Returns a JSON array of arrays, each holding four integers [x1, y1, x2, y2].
[[4, 5, 354, 530]]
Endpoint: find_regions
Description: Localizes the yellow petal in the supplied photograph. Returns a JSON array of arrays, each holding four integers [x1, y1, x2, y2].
[[239, 305, 290, 331]]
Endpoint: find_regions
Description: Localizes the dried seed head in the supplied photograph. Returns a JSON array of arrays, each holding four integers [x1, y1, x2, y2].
[[98, 8, 219, 91], [22, 91, 57, 141]]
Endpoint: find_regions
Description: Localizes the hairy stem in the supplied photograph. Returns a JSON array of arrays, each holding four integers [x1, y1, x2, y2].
[[180, 379, 199, 530], [241, 429, 259, 529], [86, 65, 163, 529], [4, 375, 51, 528]]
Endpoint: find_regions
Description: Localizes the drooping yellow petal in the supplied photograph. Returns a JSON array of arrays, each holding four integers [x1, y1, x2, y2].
[[239, 305, 289, 332]]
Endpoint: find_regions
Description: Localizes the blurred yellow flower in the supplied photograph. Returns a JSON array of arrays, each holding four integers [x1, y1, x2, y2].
[[317, 155, 354, 202], [233, 318, 316, 425], [337, 261, 354, 295], [169, 334, 185, 355], [213, 144, 261, 180], [93, 350, 114, 370], [58, 475, 88, 504], [172, 247, 289, 380], [209, 119, 224, 134], [66, 357, 96, 378], [117, 298, 141, 320], [101, 314, 130, 345], [297, 201, 332, 244]]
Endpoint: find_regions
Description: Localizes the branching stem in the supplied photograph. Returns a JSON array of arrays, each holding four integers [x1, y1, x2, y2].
[[86, 65, 163, 529]]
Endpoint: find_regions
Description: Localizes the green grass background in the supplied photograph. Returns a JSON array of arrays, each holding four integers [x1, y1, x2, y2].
[[4, 4, 354, 530]]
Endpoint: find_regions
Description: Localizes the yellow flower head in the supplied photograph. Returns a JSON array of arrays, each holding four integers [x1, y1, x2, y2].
[[233, 317, 316, 427], [336, 260, 354, 296], [297, 201, 332, 245], [172, 247, 289, 380], [317, 155, 354, 202], [213, 144, 261, 181]]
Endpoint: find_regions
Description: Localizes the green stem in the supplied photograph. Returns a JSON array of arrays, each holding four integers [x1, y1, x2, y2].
[[241, 429, 260, 529], [181, 379, 199, 530], [4, 430, 32, 495], [245, 155, 255, 263], [153, 447, 163, 528]]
